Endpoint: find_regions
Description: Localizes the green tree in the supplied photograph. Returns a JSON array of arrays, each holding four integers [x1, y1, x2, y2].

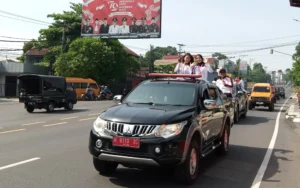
[[141, 46, 178, 68], [54, 37, 140, 84], [17, 39, 36, 62], [293, 42, 300, 60], [212, 52, 228, 69], [250, 63, 268, 82]]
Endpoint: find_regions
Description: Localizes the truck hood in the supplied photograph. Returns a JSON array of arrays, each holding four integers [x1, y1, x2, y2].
[[99, 103, 196, 125]]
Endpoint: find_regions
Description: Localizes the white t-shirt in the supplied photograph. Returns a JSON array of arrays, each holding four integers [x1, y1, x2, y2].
[[174, 63, 192, 74], [192, 63, 213, 80], [215, 77, 233, 94]]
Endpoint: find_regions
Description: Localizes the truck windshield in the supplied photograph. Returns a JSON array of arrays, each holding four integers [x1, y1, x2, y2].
[[123, 82, 196, 106], [253, 86, 270, 92]]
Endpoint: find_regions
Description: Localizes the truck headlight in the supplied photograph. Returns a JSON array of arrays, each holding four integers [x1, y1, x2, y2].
[[155, 120, 187, 139], [93, 117, 106, 134]]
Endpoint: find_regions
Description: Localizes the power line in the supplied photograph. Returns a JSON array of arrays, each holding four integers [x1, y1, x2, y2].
[[0, 36, 35, 40], [0, 9, 51, 25], [0, 14, 49, 26], [185, 34, 300, 47], [0, 40, 30, 42], [0, 49, 22, 51], [187, 41, 298, 55]]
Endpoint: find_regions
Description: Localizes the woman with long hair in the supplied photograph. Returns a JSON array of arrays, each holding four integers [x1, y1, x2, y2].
[[174, 53, 194, 74], [192, 54, 213, 80]]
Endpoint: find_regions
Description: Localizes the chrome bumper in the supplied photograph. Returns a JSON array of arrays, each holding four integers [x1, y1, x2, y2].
[[98, 153, 159, 166]]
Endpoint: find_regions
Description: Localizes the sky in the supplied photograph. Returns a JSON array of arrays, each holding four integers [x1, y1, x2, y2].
[[1, 0, 300, 72]]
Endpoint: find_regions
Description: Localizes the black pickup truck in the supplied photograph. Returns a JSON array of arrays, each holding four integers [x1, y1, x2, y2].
[[18, 74, 77, 113], [89, 74, 233, 185]]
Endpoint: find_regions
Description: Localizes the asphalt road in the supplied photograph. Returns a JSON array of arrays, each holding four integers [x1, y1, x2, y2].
[[0, 90, 299, 188]]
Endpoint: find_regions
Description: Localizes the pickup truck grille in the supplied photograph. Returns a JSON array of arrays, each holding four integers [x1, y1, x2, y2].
[[252, 97, 268, 101], [105, 122, 158, 137]]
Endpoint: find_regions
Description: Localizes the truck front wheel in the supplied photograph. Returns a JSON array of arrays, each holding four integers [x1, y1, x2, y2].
[[93, 158, 118, 175], [26, 106, 34, 113]]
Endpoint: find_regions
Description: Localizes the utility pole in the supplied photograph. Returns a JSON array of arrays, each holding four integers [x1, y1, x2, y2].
[[177, 44, 185, 56], [149, 45, 154, 73]]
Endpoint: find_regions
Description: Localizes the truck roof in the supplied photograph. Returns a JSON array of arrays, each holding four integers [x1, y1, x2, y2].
[[17, 74, 65, 79]]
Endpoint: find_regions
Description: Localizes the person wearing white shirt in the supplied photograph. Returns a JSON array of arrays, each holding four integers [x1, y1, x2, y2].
[[216, 68, 233, 97], [109, 18, 119, 34], [174, 53, 194, 74], [119, 17, 130, 34], [192, 54, 213, 81]]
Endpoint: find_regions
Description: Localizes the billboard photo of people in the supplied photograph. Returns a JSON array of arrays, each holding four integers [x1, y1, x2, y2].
[[81, 0, 162, 39]]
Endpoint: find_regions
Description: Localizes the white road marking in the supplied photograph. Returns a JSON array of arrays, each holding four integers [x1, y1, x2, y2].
[[88, 113, 99, 116], [21, 121, 46, 126], [0, 158, 40, 171], [251, 95, 292, 188], [0, 129, 26, 134], [79, 117, 97, 121], [43, 122, 67, 127], [60, 116, 79, 120]]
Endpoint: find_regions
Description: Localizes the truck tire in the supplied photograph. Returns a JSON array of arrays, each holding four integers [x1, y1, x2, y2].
[[26, 106, 34, 113], [216, 121, 230, 156], [65, 101, 73, 111], [234, 106, 239, 123], [241, 103, 247, 118], [93, 158, 118, 175], [174, 139, 199, 185], [46, 102, 55, 112], [269, 102, 274, 111], [249, 103, 253, 110]]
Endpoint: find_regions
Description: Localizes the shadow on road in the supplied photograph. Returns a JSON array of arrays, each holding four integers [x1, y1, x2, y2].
[[105, 145, 293, 188], [237, 116, 270, 125], [32, 109, 90, 114]]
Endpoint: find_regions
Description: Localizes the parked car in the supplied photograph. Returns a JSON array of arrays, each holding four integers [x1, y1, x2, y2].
[[89, 73, 233, 185], [18, 74, 77, 113]]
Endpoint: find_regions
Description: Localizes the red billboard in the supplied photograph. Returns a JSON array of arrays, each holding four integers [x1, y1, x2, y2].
[[81, 0, 162, 39]]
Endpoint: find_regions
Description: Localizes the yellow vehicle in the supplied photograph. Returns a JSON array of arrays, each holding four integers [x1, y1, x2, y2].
[[65, 77, 100, 99], [249, 83, 274, 111]]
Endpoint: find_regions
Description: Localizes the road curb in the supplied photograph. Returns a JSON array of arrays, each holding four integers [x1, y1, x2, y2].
[[284, 94, 300, 129]]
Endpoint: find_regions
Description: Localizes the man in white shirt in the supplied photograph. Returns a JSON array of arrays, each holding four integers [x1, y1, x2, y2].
[[93, 18, 100, 34], [119, 17, 130, 34], [109, 18, 119, 34]]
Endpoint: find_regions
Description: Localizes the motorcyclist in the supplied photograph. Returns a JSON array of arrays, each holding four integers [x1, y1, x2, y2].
[[101, 86, 112, 98], [85, 86, 94, 99], [85, 86, 91, 97]]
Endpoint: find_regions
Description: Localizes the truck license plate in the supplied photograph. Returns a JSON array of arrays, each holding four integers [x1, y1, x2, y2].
[[256, 102, 263, 104], [112, 137, 140, 148]]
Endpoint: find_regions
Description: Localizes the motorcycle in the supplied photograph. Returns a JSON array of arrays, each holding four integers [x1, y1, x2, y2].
[[97, 91, 113, 100], [81, 93, 97, 101]]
